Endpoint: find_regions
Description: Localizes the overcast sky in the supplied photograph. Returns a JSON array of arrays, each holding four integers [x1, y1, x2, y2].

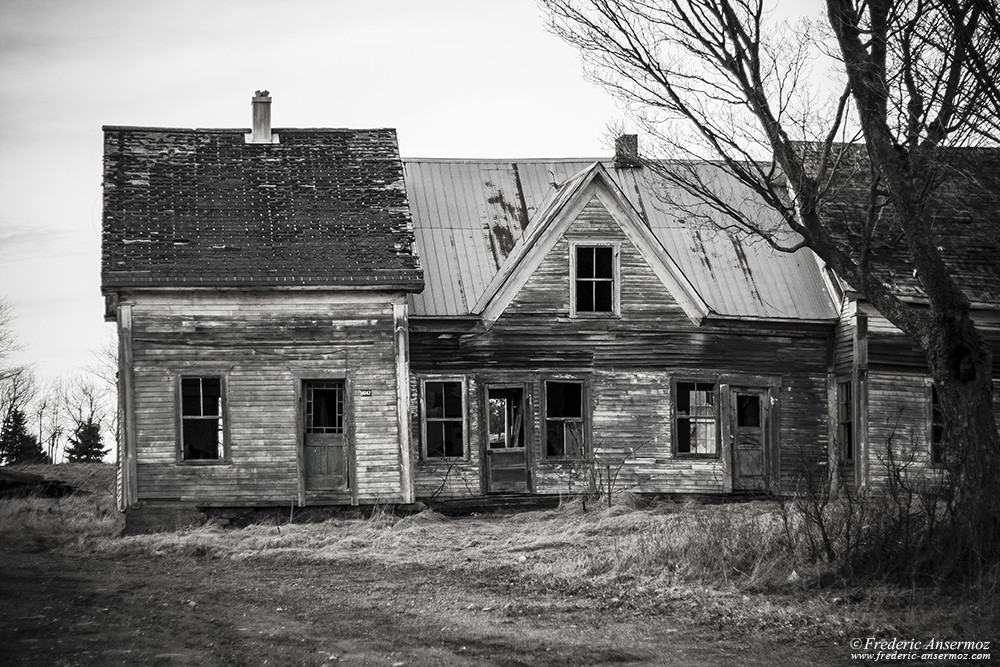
[[0, 0, 821, 385]]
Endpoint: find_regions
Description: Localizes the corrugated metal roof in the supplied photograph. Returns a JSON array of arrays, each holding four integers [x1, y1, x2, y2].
[[403, 158, 838, 321]]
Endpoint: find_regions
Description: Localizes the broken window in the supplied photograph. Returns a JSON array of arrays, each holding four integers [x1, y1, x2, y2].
[[306, 381, 344, 434], [837, 381, 854, 463], [423, 380, 465, 458], [545, 381, 586, 458], [488, 387, 525, 449], [675, 381, 717, 456], [736, 393, 762, 428], [573, 245, 616, 314], [180, 377, 225, 460], [930, 385, 944, 465]]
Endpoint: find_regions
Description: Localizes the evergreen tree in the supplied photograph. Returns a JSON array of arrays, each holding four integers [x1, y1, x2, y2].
[[65, 418, 107, 462], [0, 407, 49, 465]]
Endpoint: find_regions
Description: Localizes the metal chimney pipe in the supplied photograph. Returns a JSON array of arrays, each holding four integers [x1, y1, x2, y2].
[[251, 90, 272, 143]]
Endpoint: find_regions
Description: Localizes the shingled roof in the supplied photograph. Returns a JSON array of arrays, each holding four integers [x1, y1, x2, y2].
[[802, 144, 1000, 308], [101, 126, 423, 290]]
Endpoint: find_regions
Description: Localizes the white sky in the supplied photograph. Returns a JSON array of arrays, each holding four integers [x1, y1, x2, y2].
[[0, 0, 823, 384]]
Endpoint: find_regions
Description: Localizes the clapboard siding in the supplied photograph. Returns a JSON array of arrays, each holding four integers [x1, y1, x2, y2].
[[129, 291, 407, 505], [410, 197, 833, 497]]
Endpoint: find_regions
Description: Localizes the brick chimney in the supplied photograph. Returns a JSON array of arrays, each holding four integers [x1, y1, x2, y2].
[[248, 90, 276, 144], [614, 134, 641, 168]]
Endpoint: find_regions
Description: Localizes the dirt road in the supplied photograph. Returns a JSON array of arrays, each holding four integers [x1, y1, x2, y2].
[[0, 549, 841, 666]]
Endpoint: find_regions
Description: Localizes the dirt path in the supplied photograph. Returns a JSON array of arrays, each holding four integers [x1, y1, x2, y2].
[[0, 549, 846, 666]]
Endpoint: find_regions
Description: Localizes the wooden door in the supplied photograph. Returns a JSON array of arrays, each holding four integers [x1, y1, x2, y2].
[[303, 380, 348, 492], [485, 386, 529, 493], [731, 388, 767, 491]]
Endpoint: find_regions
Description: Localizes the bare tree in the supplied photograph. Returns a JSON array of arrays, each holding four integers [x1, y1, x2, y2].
[[543, 0, 999, 571]]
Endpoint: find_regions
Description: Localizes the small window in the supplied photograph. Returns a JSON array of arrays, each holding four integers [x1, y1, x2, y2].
[[930, 385, 944, 465], [736, 394, 761, 428], [545, 381, 586, 458], [180, 377, 225, 461], [675, 381, 717, 456], [837, 381, 853, 463], [306, 381, 344, 434], [573, 244, 617, 315], [423, 380, 465, 459]]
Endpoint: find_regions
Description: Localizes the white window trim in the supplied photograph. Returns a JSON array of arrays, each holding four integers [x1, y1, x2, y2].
[[569, 240, 621, 318]]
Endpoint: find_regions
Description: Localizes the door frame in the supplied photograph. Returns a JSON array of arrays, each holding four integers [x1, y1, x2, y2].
[[295, 374, 356, 506], [481, 382, 533, 494], [719, 377, 779, 493]]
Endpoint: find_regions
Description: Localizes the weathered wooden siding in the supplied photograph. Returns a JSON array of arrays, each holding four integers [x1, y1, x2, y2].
[[863, 372, 937, 488], [861, 311, 1000, 486], [410, 196, 833, 497], [832, 296, 856, 376], [127, 291, 407, 506]]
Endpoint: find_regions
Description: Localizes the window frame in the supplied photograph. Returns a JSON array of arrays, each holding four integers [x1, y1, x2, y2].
[[420, 377, 468, 461], [569, 241, 621, 318], [837, 379, 854, 464], [176, 375, 230, 464], [672, 379, 719, 458], [543, 379, 589, 460]]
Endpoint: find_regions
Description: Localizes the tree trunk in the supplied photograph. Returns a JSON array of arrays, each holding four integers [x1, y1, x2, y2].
[[925, 311, 1000, 575]]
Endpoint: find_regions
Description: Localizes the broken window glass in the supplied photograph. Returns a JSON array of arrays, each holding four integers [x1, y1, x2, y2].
[[180, 377, 224, 460], [545, 381, 586, 457], [675, 381, 717, 456]]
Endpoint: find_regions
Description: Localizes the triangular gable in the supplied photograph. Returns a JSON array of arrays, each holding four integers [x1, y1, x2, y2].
[[473, 162, 711, 328]]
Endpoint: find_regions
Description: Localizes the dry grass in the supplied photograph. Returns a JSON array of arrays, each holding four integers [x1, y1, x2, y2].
[[0, 463, 122, 551], [2, 463, 996, 646]]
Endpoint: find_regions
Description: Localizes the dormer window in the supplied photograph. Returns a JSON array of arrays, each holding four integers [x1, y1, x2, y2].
[[571, 242, 619, 316]]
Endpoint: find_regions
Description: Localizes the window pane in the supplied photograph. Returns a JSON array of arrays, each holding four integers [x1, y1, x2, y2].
[[577, 246, 594, 278], [489, 397, 508, 449], [183, 420, 221, 459], [444, 422, 464, 457], [690, 420, 717, 454], [563, 421, 585, 458], [677, 417, 691, 453], [201, 378, 222, 416], [576, 281, 594, 311], [425, 382, 445, 418], [594, 247, 613, 279], [427, 422, 446, 458], [594, 281, 613, 311], [546, 420, 565, 457], [547, 382, 582, 419], [311, 387, 343, 431], [736, 394, 761, 427], [442, 382, 463, 419], [181, 378, 202, 416]]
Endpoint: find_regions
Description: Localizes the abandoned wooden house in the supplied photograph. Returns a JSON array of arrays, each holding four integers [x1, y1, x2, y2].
[[102, 93, 1000, 531]]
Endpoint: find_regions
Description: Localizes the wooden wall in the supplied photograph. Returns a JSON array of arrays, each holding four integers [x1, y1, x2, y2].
[[410, 196, 833, 498], [860, 309, 1000, 487], [125, 290, 407, 506]]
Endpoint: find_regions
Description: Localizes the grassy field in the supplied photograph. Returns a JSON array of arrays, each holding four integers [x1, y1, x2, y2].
[[1, 463, 997, 665]]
